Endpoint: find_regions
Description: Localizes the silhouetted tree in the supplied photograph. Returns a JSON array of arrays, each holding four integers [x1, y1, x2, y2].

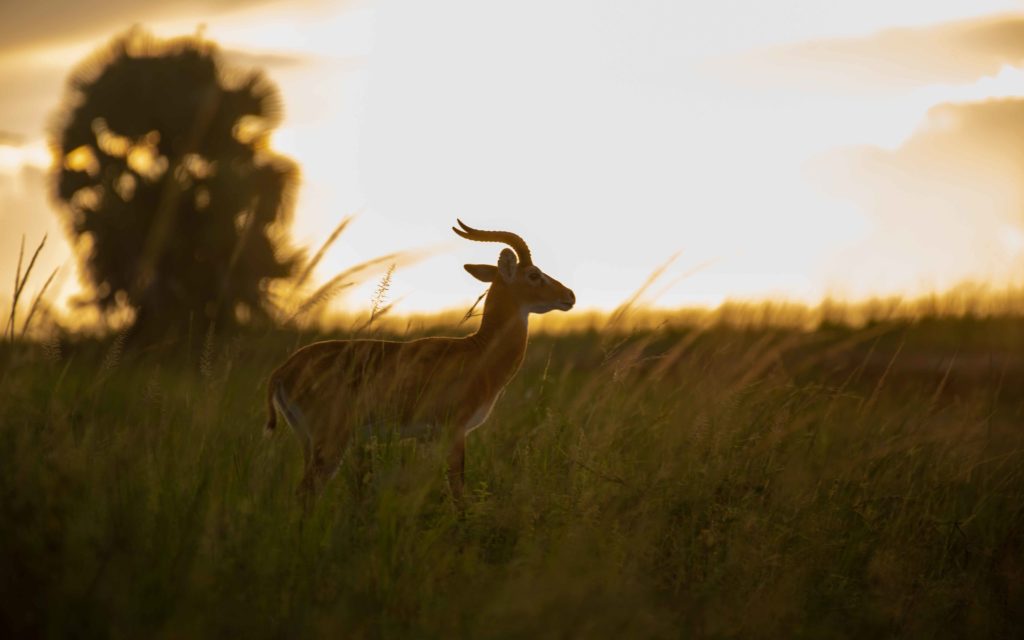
[[50, 28, 300, 339]]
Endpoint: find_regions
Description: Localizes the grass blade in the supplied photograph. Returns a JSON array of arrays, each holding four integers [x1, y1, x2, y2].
[[8, 234, 46, 343], [20, 267, 60, 339], [294, 213, 358, 291], [605, 251, 680, 332], [289, 251, 407, 322], [7, 235, 25, 341]]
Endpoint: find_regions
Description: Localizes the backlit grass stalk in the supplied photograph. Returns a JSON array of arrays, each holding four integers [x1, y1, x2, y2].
[[6, 234, 48, 343]]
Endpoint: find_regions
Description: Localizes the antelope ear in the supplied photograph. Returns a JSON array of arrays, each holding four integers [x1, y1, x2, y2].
[[464, 264, 497, 283], [496, 248, 517, 282]]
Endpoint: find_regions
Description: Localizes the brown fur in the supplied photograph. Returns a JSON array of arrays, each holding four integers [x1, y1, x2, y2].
[[265, 227, 574, 507]]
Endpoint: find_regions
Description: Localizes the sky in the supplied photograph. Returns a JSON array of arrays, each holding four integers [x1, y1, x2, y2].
[[2, 0, 1024, 316]]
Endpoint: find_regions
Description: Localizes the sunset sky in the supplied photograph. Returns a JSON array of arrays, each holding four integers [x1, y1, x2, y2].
[[2, 0, 1024, 314]]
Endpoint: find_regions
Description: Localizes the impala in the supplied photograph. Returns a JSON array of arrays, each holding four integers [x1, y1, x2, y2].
[[265, 220, 575, 506]]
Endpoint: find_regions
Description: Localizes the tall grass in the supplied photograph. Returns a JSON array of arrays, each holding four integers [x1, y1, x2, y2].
[[0, 312, 1021, 638], [4, 235, 58, 343]]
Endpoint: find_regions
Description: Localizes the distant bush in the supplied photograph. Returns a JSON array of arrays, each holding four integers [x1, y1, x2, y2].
[[50, 28, 300, 340]]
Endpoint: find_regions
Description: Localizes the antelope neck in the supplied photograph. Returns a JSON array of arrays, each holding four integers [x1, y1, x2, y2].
[[470, 286, 529, 368]]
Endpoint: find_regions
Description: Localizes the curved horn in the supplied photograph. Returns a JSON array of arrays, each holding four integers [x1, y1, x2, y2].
[[452, 219, 533, 266]]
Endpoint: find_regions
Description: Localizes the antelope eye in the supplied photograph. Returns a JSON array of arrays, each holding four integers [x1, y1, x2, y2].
[[528, 271, 542, 283]]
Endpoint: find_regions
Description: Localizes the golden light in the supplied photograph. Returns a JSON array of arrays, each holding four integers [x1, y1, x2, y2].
[[63, 145, 99, 176], [2, 0, 1024, 317]]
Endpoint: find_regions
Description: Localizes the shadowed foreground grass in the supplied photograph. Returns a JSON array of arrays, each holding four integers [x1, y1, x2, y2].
[[1, 317, 1022, 638]]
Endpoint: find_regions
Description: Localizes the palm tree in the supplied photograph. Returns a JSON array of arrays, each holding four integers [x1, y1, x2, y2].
[[50, 28, 300, 339]]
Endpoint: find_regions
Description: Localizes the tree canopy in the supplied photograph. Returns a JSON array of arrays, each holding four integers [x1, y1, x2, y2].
[[50, 28, 300, 338]]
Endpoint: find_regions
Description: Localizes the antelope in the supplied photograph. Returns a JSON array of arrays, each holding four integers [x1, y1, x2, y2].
[[265, 220, 575, 507]]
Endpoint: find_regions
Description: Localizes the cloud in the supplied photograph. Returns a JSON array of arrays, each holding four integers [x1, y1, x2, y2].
[[715, 15, 1024, 91], [0, 31, 310, 144], [221, 48, 309, 70], [810, 97, 1024, 292], [0, 0, 281, 54], [0, 58, 69, 139], [816, 98, 1024, 203], [0, 131, 25, 147]]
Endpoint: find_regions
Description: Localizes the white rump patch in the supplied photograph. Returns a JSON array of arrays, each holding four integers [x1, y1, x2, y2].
[[463, 402, 495, 434], [273, 384, 311, 453]]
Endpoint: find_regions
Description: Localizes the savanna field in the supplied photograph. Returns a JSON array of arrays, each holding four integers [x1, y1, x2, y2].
[[1, 308, 1022, 638], [8, 2, 1024, 638]]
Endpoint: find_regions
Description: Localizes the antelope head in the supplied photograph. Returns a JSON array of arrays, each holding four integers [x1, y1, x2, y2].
[[454, 219, 575, 314]]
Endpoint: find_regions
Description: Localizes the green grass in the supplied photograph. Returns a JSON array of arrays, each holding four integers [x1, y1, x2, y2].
[[1, 318, 1022, 638]]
